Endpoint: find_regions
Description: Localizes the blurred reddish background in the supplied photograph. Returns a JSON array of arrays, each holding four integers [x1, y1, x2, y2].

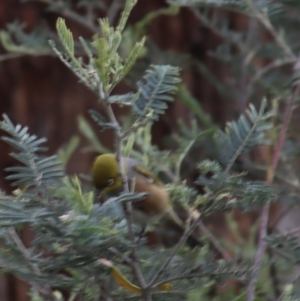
[[0, 0, 277, 300]]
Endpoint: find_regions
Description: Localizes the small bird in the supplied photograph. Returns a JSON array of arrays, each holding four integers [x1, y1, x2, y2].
[[92, 153, 202, 248]]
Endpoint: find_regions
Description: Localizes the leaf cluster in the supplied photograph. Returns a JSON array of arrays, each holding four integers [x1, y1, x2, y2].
[[0, 0, 292, 300]]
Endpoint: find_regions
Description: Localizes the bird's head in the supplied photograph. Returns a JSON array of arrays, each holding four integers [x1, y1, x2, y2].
[[92, 154, 123, 196]]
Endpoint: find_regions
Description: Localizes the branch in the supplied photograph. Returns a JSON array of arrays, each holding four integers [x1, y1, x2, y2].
[[40, 0, 98, 33], [276, 270, 300, 301], [8, 228, 55, 299], [245, 0, 296, 60], [0, 51, 55, 62], [147, 214, 202, 288], [198, 221, 232, 261], [237, 17, 258, 111], [98, 84, 147, 297], [108, 247, 133, 266], [246, 83, 300, 301], [153, 268, 248, 289], [61, 9, 98, 33], [107, 0, 125, 25], [251, 58, 297, 85], [190, 8, 244, 52]]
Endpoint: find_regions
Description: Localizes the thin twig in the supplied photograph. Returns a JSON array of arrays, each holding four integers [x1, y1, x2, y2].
[[190, 8, 244, 52], [270, 205, 295, 230], [108, 247, 132, 265], [246, 83, 300, 301], [198, 221, 232, 261], [0, 51, 55, 62], [8, 228, 54, 299], [160, 166, 179, 183], [107, 0, 124, 25], [99, 84, 147, 298], [267, 247, 281, 299], [243, 2, 299, 299], [147, 214, 202, 288], [61, 9, 98, 33], [238, 17, 258, 110], [153, 268, 248, 289], [282, 226, 300, 237], [40, 0, 98, 33], [275, 270, 300, 301], [245, 0, 296, 60], [100, 280, 115, 301], [161, 166, 231, 260], [159, 163, 231, 259], [251, 58, 297, 84], [243, 59, 296, 106], [121, 116, 153, 139]]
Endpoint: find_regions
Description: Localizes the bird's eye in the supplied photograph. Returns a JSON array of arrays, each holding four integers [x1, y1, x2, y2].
[[107, 178, 114, 186]]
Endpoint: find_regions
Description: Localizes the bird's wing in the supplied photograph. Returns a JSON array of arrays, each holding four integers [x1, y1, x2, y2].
[[122, 158, 171, 220], [123, 157, 163, 187]]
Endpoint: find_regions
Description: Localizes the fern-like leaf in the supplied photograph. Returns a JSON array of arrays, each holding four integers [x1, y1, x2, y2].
[[133, 65, 181, 121], [196, 172, 276, 214], [113, 36, 146, 88], [167, 0, 283, 17], [215, 99, 272, 172], [266, 233, 300, 264], [0, 114, 64, 187], [168, 0, 247, 11], [56, 18, 74, 56], [116, 0, 138, 33]]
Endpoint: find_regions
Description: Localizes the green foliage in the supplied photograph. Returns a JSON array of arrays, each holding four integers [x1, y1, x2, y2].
[[167, 0, 249, 13], [0, 114, 64, 188], [266, 233, 300, 264], [172, 120, 214, 176], [50, 2, 146, 95], [50, 11, 181, 135], [166, 181, 198, 209], [133, 65, 181, 121], [0, 21, 51, 58], [281, 285, 299, 301], [167, 0, 283, 17], [1, 0, 299, 300], [190, 101, 276, 216], [214, 99, 273, 171], [196, 168, 276, 215], [55, 176, 94, 214]]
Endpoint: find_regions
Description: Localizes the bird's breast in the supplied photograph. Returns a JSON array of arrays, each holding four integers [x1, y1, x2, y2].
[[130, 175, 171, 226]]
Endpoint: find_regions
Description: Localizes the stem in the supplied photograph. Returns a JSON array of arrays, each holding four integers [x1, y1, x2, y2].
[[275, 270, 300, 301], [198, 221, 232, 261], [154, 268, 248, 288], [251, 58, 297, 84], [107, 0, 124, 25], [246, 84, 300, 301], [282, 226, 300, 236], [121, 116, 152, 139], [190, 8, 244, 52], [99, 85, 147, 294], [147, 214, 202, 288], [61, 9, 98, 33], [41, 0, 98, 33], [267, 247, 281, 298], [245, 0, 296, 60], [8, 228, 54, 299], [237, 17, 258, 111]]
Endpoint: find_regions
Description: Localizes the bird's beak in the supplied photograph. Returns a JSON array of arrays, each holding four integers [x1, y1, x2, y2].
[[94, 189, 102, 201]]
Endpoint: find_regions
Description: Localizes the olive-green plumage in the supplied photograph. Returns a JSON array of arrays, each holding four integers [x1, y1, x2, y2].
[[92, 153, 202, 248]]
